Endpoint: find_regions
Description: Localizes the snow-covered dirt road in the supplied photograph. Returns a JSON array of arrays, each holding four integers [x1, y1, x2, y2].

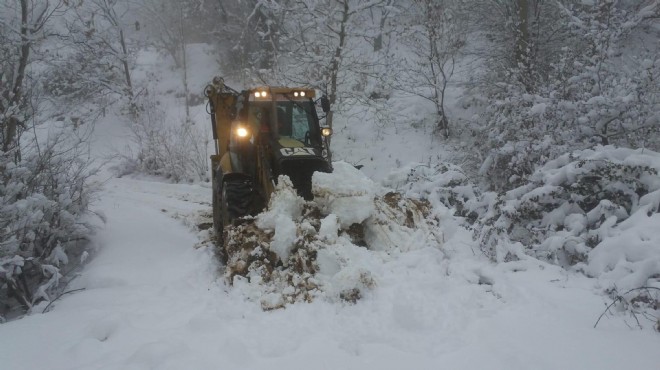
[[2, 170, 660, 370]]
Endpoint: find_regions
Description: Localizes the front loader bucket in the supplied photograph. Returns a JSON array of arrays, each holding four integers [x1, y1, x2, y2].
[[278, 158, 332, 200]]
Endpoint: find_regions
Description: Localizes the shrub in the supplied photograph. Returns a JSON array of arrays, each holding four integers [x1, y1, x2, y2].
[[115, 95, 209, 183], [475, 147, 660, 278], [1, 129, 97, 316]]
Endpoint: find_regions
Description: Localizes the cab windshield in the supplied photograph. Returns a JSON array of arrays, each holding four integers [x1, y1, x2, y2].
[[275, 101, 320, 143], [248, 99, 321, 146]]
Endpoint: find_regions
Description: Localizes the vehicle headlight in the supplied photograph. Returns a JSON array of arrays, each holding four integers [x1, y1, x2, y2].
[[236, 127, 249, 137], [321, 127, 333, 137]]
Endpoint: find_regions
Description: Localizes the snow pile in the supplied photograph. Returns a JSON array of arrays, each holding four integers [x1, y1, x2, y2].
[[223, 162, 442, 310], [311, 162, 377, 227], [383, 162, 485, 224], [255, 176, 305, 261]]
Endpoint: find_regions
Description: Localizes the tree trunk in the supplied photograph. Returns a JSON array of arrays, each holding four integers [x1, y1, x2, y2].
[[3, 0, 30, 157], [179, 5, 190, 121], [327, 0, 350, 130], [119, 29, 133, 99], [515, 0, 532, 92], [216, 0, 228, 22], [373, 0, 392, 51]]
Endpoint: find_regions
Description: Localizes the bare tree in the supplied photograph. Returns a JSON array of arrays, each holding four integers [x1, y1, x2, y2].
[[1, 1, 98, 315], [137, 0, 186, 67], [1, 1, 63, 158], [469, 0, 660, 190], [394, 0, 463, 136], [201, 0, 289, 83], [464, 0, 573, 94], [279, 0, 387, 130], [70, 0, 136, 110]]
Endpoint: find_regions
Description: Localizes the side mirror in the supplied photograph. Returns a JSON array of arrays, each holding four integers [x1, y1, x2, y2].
[[320, 95, 330, 113]]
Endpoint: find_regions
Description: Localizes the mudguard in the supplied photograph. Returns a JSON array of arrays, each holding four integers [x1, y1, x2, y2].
[[211, 152, 252, 187]]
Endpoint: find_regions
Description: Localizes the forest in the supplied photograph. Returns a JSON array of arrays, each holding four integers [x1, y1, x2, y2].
[[1, 0, 659, 345]]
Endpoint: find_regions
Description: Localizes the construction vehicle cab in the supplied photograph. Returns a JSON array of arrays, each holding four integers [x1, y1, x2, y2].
[[205, 77, 333, 239]]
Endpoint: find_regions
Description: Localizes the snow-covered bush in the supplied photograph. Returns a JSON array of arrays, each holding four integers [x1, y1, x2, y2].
[[475, 2, 660, 191], [117, 95, 209, 182], [476, 147, 660, 287], [1, 1, 100, 317], [1, 130, 97, 314]]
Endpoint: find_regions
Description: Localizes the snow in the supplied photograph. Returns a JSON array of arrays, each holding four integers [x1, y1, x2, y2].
[[2, 45, 660, 370], [312, 161, 376, 227], [5, 180, 659, 370], [529, 102, 547, 116], [256, 176, 305, 261], [318, 214, 340, 242], [587, 210, 660, 291], [4, 173, 660, 369]]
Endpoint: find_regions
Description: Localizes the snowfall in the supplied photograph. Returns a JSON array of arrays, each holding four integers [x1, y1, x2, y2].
[[1, 46, 659, 370]]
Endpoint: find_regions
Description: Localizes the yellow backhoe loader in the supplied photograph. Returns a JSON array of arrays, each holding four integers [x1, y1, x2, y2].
[[204, 77, 333, 239]]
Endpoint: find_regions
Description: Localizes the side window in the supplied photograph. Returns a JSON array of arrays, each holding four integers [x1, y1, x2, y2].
[[277, 107, 291, 136], [248, 106, 263, 131], [291, 105, 309, 141]]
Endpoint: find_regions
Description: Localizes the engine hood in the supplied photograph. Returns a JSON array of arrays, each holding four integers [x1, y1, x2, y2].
[[269, 137, 331, 199]]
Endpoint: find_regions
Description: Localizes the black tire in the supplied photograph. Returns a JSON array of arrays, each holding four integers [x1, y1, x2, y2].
[[221, 178, 253, 227], [212, 176, 222, 236]]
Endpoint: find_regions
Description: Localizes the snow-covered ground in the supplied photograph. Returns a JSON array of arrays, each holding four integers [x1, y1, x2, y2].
[[2, 45, 659, 370], [2, 155, 659, 369]]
